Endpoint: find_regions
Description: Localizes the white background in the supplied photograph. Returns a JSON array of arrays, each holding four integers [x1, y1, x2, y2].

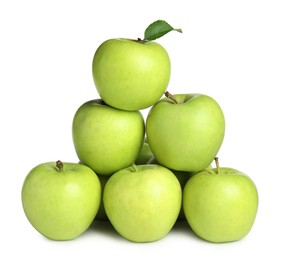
[[1, 0, 283, 259]]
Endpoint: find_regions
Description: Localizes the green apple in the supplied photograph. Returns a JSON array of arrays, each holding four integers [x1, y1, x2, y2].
[[92, 38, 171, 111], [103, 164, 182, 242], [135, 138, 154, 165], [72, 99, 145, 175], [183, 158, 259, 243], [146, 92, 225, 172], [21, 160, 101, 240]]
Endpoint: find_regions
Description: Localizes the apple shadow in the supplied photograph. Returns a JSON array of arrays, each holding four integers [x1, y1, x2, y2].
[[87, 219, 125, 241], [86, 217, 199, 242], [171, 219, 198, 238]]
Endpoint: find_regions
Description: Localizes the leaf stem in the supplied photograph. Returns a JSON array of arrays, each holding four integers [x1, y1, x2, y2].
[[136, 38, 147, 44]]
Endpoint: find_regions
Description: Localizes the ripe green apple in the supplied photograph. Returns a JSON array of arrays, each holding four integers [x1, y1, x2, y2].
[[92, 38, 171, 111], [21, 161, 101, 241], [183, 158, 259, 243], [146, 93, 225, 172], [103, 164, 182, 242], [135, 138, 154, 165], [72, 99, 145, 175]]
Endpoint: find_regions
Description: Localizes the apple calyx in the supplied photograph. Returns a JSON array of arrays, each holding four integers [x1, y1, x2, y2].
[[165, 91, 178, 104], [56, 160, 64, 172]]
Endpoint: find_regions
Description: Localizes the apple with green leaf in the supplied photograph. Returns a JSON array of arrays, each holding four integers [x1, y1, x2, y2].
[[146, 92, 225, 173], [72, 99, 145, 175], [103, 164, 182, 242], [183, 157, 259, 243], [92, 20, 182, 111], [21, 160, 101, 240]]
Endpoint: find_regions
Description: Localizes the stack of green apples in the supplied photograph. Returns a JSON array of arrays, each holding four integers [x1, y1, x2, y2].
[[21, 20, 258, 243]]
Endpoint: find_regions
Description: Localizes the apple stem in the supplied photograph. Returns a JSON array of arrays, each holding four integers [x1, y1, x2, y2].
[[136, 38, 147, 44], [214, 157, 220, 174], [165, 91, 178, 104], [131, 163, 138, 172], [56, 160, 64, 172]]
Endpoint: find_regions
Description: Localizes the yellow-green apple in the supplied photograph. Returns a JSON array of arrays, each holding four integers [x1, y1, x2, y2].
[[146, 92, 225, 172], [72, 99, 145, 175], [183, 158, 259, 243], [103, 164, 182, 242], [21, 160, 101, 240], [92, 39, 170, 111]]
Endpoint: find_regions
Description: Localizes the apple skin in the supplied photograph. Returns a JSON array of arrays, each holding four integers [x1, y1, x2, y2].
[[146, 94, 225, 172], [103, 164, 182, 242], [183, 167, 258, 243], [21, 161, 101, 241], [92, 38, 171, 111], [72, 99, 145, 175]]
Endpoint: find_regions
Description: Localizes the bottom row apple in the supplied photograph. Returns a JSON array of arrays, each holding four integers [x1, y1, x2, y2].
[[21, 158, 258, 243], [183, 157, 258, 243], [21, 160, 101, 240], [103, 164, 182, 242]]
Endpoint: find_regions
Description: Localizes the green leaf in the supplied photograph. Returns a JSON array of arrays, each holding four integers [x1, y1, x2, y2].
[[144, 20, 182, 41]]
